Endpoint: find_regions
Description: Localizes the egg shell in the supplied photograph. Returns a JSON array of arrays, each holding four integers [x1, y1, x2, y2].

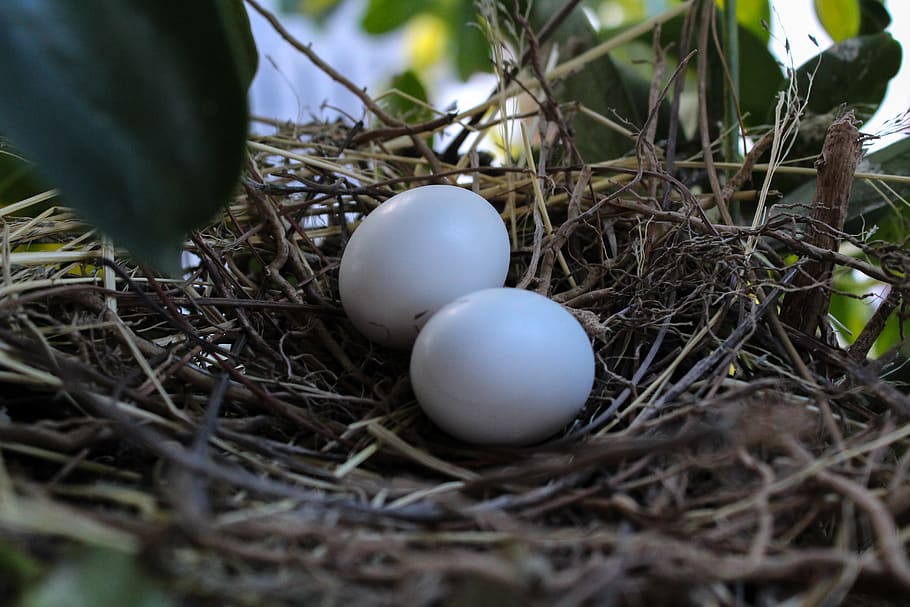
[[339, 185, 510, 348], [410, 287, 595, 446]]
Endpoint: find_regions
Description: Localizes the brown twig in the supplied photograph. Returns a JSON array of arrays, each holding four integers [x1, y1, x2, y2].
[[848, 285, 903, 362], [243, 0, 445, 177], [695, 0, 733, 225], [779, 111, 863, 335]]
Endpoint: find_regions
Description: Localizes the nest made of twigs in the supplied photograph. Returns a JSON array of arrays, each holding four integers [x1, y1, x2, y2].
[[2, 7, 910, 607]]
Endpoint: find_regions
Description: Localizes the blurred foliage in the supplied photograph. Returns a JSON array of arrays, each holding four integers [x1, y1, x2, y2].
[[0, 540, 42, 604], [859, 0, 892, 34], [280, 0, 900, 151], [779, 136, 910, 243], [795, 32, 901, 125], [649, 11, 781, 128], [361, 0, 427, 33], [0, 0, 255, 274], [18, 548, 174, 607], [280, 0, 343, 21], [829, 273, 903, 358], [404, 13, 449, 72], [0, 147, 48, 205], [358, 0, 489, 80], [380, 69, 434, 124], [717, 0, 772, 42], [524, 0, 675, 161], [814, 0, 861, 41]]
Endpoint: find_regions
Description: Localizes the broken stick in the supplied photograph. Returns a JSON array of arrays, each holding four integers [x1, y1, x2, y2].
[[779, 110, 864, 335]]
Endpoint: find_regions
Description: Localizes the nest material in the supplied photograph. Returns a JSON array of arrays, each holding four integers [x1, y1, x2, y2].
[[3, 12, 910, 607]]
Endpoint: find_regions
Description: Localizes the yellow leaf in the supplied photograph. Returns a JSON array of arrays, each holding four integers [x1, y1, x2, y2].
[[13, 243, 101, 277], [814, 0, 861, 42], [404, 14, 448, 73], [301, 0, 340, 14], [717, 0, 772, 41]]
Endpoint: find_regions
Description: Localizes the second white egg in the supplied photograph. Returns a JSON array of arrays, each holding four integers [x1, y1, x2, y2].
[[410, 288, 596, 446]]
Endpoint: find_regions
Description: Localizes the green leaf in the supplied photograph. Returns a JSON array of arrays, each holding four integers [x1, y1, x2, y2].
[[220, 0, 260, 90], [0, 1, 250, 274], [0, 148, 50, 205], [847, 137, 910, 241], [654, 13, 782, 128], [380, 70, 433, 123], [814, 0, 862, 42], [453, 0, 491, 79], [878, 323, 910, 380], [829, 284, 870, 347], [0, 540, 41, 602], [774, 136, 910, 242], [859, 0, 891, 35], [796, 33, 902, 123], [765, 32, 901, 197], [361, 0, 428, 34], [565, 56, 671, 162], [731, 22, 782, 126], [523, 0, 671, 162], [719, 0, 771, 43], [19, 548, 174, 607], [830, 271, 906, 359], [281, 0, 344, 22]]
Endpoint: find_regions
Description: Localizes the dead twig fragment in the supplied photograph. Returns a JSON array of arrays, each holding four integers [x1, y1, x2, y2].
[[779, 110, 863, 335]]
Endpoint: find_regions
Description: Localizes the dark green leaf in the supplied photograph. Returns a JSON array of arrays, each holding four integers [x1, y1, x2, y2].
[[453, 0, 491, 79], [764, 32, 901, 196], [0, 540, 41, 602], [523, 0, 671, 161], [361, 0, 428, 34], [847, 137, 910, 241], [220, 0, 260, 90], [653, 12, 782, 128], [859, 0, 891, 35], [380, 70, 433, 123], [796, 33, 901, 121], [778, 32, 902, 170], [814, 0, 861, 42], [0, 1, 250, 274], [526, 0, 592, 46], [723, 0, 771, 44], [731, 21, 782, 126], [774, 136, 910, 242], [0, 148, 50, 205], [20, 548, 173, 607], [564, 57, 670, 162]]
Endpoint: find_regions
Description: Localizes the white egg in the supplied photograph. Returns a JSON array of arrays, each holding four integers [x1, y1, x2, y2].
[[339, 185, 510, 348], [410, 288, 595, 446]]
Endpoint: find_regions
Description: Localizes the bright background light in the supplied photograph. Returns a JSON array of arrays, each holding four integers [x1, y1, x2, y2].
[[247, 0, 909, 151], [771, 0, 910, 151]]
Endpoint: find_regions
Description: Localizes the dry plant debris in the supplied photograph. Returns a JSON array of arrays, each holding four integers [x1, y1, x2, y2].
[[1, 2, 910, 605]]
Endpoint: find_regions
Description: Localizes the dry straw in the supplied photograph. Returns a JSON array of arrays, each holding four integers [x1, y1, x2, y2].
[[1, 1, 909, 605]]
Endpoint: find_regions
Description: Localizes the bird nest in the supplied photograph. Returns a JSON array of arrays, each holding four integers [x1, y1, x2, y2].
[[2, 19, 910, 607]]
